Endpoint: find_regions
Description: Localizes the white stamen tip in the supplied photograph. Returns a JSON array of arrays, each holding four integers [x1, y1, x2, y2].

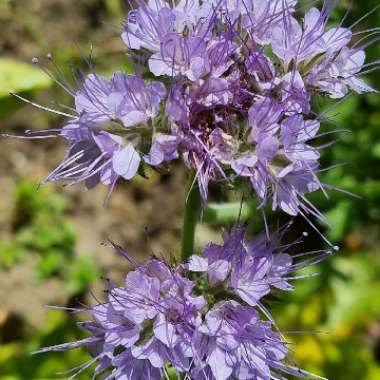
[[32, 57, 39, 64], [47, 53, 52, 60], [333, 245, 340, 252], [302, 232, 309, 237]]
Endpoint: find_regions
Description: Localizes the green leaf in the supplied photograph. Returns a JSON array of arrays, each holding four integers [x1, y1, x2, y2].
[[35, 251, 65, 279], [204, 202, 254, 224], [0, 243, 25, 269], [64, 254, 99, 295], [327, 255, 380, 329], [325, 201, 351, 242], [321, 96, 359, 124], [371, 142, 380, 158], [0, 58, 52, 98]]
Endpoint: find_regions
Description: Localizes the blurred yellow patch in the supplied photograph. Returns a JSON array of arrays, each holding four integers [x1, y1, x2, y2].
[[0, 343, 21, 365], [301, 297, 322, 326], [294, 336, 324, 366], [332, 322, 353, 341]]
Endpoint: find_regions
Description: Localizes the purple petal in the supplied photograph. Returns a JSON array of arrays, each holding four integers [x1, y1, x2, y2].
[[112, 144, 141, 180]]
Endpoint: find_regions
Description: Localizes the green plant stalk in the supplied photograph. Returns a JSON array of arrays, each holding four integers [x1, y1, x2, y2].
[[181, 172, 202, 261]]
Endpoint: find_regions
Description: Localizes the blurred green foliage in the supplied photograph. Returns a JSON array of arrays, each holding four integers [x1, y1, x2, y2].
[[0, 58, 52, 119], [0, 180, 99, 294], [0, 181, 99, 379], [0, 58, 51, 98], [271, 251, 380, 380], [0, 311, 92, 380]]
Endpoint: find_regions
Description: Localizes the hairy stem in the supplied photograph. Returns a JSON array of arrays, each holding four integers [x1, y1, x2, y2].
[[181, 171, 202, 261]]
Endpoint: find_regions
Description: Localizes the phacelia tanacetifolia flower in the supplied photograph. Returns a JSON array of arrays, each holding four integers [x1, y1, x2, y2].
[[35, 226, 333, 380], [9, 0, 378, 218]]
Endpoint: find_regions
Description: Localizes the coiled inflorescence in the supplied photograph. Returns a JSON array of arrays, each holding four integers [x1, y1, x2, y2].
[[36, 225, 333, 380], [13, 0, 376, 218]]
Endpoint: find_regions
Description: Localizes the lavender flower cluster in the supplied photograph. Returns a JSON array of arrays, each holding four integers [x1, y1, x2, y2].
[[38, 226, 330, 379], [34, 0, 372, 217]]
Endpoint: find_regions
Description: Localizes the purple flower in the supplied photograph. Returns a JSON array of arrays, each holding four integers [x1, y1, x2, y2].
[[11, 0, 376, 214], [149, 33, 210, 79], [165, 81, 236, 201], [308, 47, 374, 98], [270, 7, 326, 66], [44, 118, 142, 188], [111, 349, 162, 380], [144, 133, 179, 166], [189, 224, 330, 305], [122, 0, 175, 52], [149, 31, 235, 81], [281, 71, 311, 115], [230, 97, 323, 215], [76, 72, 166, 127], [122, 0, 211, 55], [36, 255, 203, 377], [37, 71, 170, 189], [196, 300, 287, 380], [242, 0, 297, 45], [36, 227, 330, 379]]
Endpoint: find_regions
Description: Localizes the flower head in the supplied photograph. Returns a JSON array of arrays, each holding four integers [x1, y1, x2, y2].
[[76, 72, 166, 127], [38, 71, 169, 189], [36, 225, 332, 379], [10, 0, 377, 218]]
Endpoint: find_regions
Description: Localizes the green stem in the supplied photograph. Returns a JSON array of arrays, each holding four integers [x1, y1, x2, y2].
[[181, 171, 202, 261]]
